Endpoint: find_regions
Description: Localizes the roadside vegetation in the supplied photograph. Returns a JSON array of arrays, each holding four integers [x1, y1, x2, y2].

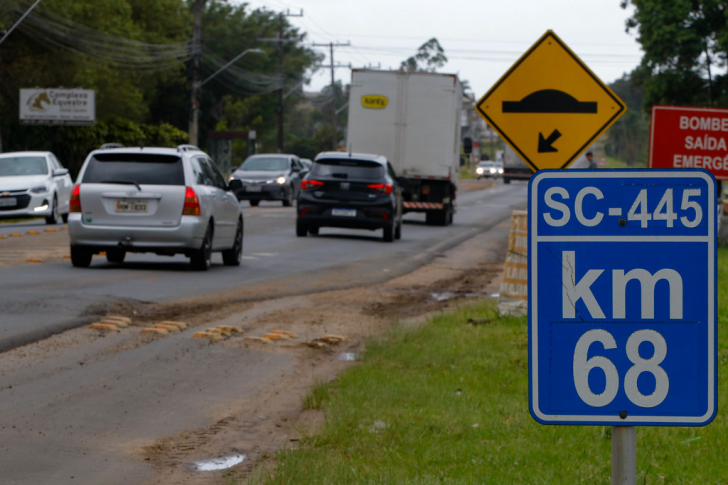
[[459, 165, 478, 180], [240, 248, 728, 484], [0, 0, 324, 173]]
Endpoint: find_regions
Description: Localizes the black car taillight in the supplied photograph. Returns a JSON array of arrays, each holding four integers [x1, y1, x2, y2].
[[368, 183, 392, 194], [301, 180, 324, 190]]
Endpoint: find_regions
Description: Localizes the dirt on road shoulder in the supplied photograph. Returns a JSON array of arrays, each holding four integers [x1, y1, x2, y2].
[[135, 227, 508, 485]]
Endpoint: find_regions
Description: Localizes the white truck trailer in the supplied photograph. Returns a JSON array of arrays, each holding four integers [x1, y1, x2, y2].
[[501, 144, 594, 184], [346, 69, 463, 225]]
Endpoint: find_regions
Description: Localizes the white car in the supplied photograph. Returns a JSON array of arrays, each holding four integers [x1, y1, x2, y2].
[[475, 161, 503, 179], [68, 145, 244, 270], [0, 151, 73, 224]]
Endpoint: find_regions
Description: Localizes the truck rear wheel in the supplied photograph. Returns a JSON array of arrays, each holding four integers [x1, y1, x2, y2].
[[426, 210, 448, 226]]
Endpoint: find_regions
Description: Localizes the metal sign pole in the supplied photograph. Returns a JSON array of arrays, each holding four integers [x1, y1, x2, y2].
[[611, 426, 636, 485]]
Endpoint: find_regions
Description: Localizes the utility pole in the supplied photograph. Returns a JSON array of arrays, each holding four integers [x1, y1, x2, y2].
[[313, 41, 350, 151], [259, 10, 302, 153], [276, 13, 284, 153], [188, 0, 206, 146]]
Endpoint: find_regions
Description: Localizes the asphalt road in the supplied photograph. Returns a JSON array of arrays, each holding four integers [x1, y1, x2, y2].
[[0, 182, 528, 351], [0, 181, 527, 484]]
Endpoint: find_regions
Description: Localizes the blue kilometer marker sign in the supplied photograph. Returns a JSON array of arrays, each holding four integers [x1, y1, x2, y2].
[[528, 169, 717, 426]]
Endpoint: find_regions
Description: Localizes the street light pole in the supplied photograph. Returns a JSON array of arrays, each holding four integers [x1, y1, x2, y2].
[[200, 48, 264, 87], [0, 0, 42, 46], [188, 47, 265, 146]]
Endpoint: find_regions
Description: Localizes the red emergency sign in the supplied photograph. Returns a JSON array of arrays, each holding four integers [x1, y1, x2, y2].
[[649, 105, 728, 180]]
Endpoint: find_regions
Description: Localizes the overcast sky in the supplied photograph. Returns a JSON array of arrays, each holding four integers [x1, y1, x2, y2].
[[234, 0, 643, 97]]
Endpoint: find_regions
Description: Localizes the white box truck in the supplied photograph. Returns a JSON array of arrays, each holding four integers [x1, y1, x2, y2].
[[346, 69, 463, 225], [502, 144, 533, 184], [501, 144, 594, 184]]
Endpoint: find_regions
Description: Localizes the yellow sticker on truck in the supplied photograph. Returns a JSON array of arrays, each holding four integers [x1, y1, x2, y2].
[[361, 95, 388, 109]]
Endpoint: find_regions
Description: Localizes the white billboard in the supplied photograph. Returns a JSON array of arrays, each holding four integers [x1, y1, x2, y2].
[[19, 88, 96, 125]]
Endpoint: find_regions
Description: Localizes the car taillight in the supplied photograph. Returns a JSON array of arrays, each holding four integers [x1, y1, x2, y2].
[[301, 179, 324, 190], [368, 183, 392, 194], [183, 187, 201, 216], [69, 184, 81, 213]]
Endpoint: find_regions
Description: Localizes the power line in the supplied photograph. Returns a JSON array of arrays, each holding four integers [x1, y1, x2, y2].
[[6, 0, 191, 70]]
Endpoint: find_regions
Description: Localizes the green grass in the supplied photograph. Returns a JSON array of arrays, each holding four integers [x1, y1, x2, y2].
[[605, 155, 630, 169], [302, 381, 331, 411], [604, 155, 647, 169], [459, 165, 478, 180], [242, 249, 728, 485]]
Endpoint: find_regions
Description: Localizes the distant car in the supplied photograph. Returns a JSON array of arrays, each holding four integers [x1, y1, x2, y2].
[[476, 161, 500, 179], [296, 151, 403, 242], [67, 145, 244, 270], [0, 151, 73, 224], [300, 158, 313, 170], [495, 161, 504, 176], [229, 154, 307, 206]]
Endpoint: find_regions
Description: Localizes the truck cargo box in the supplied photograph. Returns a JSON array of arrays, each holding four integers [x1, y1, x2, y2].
[[347, 70, 463, 225]]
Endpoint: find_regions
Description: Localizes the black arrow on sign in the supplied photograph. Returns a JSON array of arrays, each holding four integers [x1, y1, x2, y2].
[[538, 129, 561, 153]]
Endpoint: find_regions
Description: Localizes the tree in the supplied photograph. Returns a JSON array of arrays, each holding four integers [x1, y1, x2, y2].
[[400, 38, 447, 73], [0, 0, 322, 168], [604, 74, 650, 166], [622, 0, 728, 109], [0, 0, 192, 170], [201, 2, 321, 153]]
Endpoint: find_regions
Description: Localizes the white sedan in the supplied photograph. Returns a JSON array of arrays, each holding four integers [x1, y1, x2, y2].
[[475, 161, 502, 179], [0, 151, 73, 224]]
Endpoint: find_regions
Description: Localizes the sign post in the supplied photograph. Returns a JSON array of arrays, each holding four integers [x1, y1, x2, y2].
[[529, 169, 717, 481]]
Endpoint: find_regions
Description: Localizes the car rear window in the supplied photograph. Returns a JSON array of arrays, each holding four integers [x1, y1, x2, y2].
[[81, 153, 185, 186], [239, 156, 289, 171], [311, 159, 384, 180], [0, 156, 48, 176]]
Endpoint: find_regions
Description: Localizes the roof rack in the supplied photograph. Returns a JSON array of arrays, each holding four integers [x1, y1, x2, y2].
[[177, 144, 201, 152], [99, 143, 124, 149]]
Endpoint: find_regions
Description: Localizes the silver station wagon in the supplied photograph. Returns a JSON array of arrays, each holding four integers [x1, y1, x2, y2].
[[68, 145, 243, 270]]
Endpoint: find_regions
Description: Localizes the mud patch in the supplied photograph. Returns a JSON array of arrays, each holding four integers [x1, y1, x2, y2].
[[365, 264, 502, 319]]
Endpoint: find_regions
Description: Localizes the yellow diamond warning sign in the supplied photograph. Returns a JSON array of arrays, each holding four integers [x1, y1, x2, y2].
[[476, 30, 626, 171]]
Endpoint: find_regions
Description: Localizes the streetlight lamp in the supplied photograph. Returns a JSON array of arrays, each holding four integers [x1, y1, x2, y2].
[[189, 48, 265, 146]]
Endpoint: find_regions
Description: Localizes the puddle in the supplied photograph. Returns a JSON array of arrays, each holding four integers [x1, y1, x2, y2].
[[431, 292, 457, 302], [193, 454, 246, 471], [338, 352, 358, 361]]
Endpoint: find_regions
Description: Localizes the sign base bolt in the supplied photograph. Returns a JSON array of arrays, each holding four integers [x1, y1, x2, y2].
[[618, 217, 627, 227], [619, 410, 628, 419]]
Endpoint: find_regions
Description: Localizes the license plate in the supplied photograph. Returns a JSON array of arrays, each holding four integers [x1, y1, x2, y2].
[[115, 199, 148, 213], [0, 198, 17, 207], [246, 185, 262, 192], [332, 208, 356, 217]]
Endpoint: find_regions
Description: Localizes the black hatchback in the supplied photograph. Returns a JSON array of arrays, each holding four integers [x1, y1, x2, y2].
[[296, 152, 403, 242]]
